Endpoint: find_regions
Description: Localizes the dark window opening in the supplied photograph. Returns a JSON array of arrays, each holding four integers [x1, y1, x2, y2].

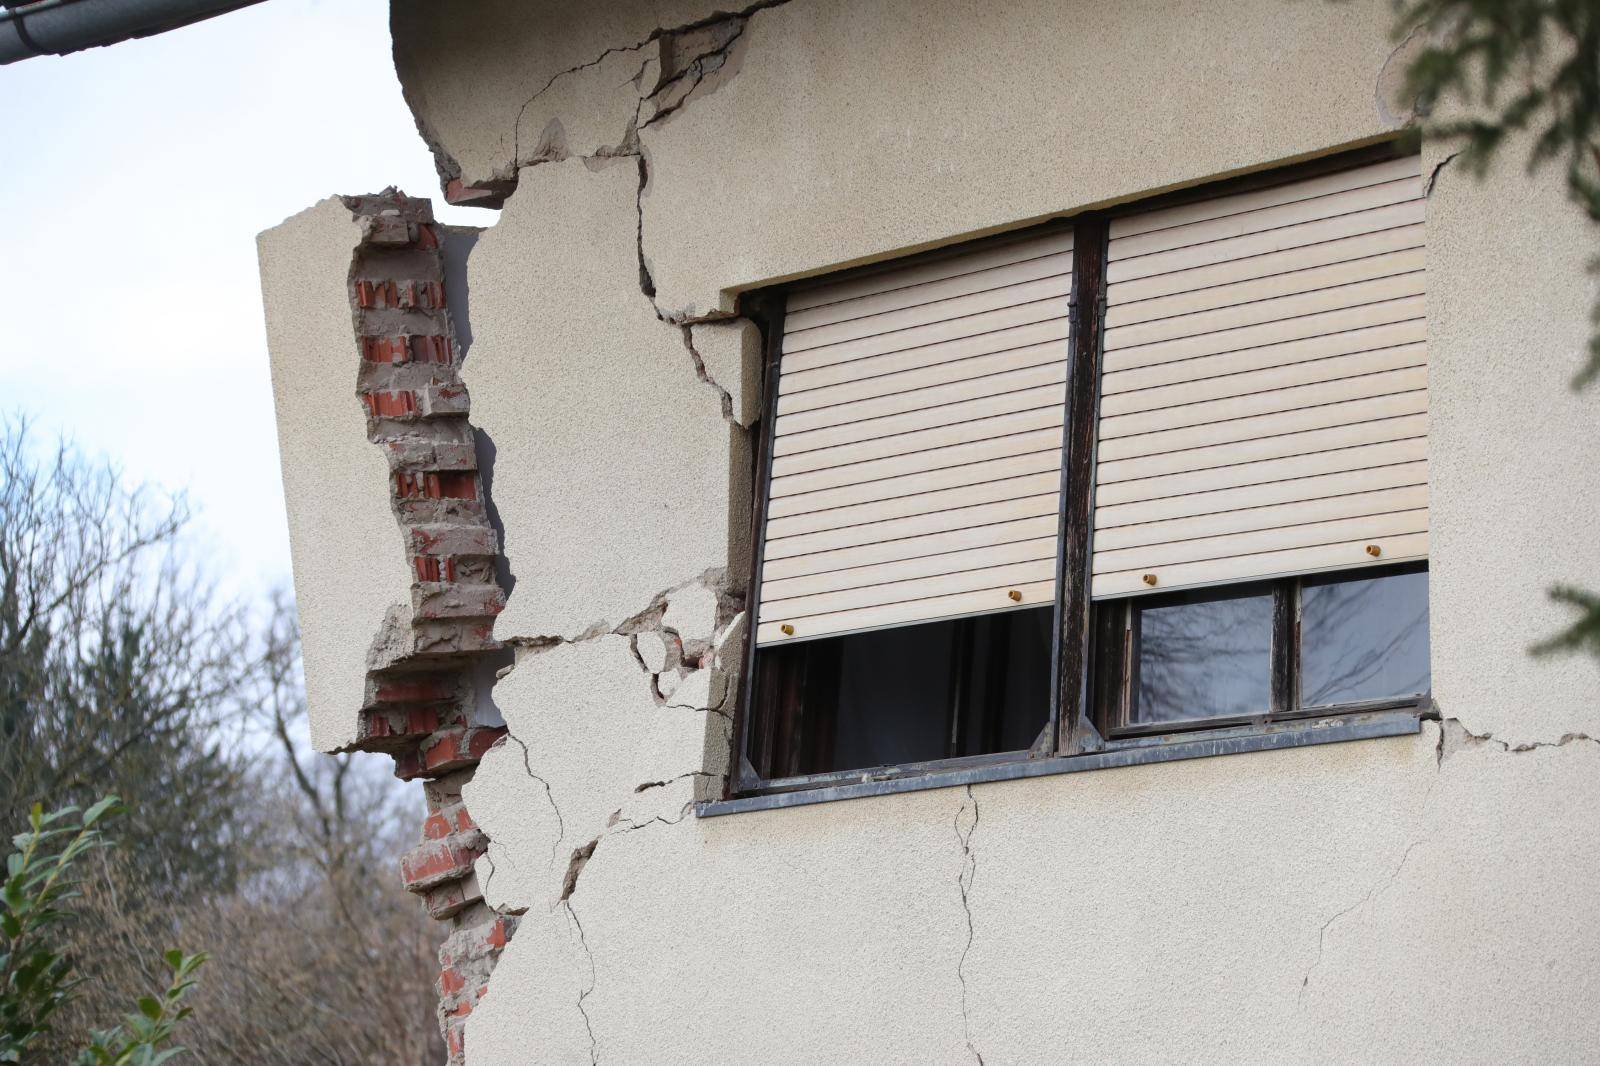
[[1092, 563, 1430, 735], [749, 606, 1053, 780]]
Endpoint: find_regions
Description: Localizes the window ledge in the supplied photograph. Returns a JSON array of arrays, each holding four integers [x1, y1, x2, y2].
[[696, 710, 1421, 818]]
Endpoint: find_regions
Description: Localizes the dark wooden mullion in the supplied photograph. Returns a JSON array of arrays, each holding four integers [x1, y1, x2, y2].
[[1270, 580, 1301, 716], [1057, 216, 1110, 756], [727, 292, 787, 797]]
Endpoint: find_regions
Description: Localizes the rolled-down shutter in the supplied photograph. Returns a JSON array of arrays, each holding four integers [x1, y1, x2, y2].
[[756, 229, 1075, 646], [1092, 154, 1428, 598]]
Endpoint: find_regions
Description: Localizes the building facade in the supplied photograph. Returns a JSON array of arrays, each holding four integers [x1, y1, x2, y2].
[[258, 1, 1600, 1061]]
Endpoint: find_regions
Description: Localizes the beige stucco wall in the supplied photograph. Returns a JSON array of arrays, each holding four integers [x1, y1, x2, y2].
[[259, 0, 1600, 1059]]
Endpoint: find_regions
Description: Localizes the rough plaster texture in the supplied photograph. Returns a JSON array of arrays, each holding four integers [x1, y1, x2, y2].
[[252, 0, 1600, 1058], [1425, 136, 1600, 745], [259, 199, 412, 751], [462, 157, 748, 641]]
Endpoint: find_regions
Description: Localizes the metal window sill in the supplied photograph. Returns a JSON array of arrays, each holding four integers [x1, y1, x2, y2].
[[695, 709, 1421, 818]]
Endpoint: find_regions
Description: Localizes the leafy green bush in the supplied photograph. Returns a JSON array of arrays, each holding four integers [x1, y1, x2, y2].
[[1, 797, 204, 1064]]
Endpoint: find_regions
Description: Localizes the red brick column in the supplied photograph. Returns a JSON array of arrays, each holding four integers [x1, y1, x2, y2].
[[338, 190, 514, 1064]]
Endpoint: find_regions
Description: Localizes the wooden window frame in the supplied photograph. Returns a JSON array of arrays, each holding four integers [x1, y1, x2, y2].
[[1091, 561, 1431, 741], [723, 140, 1425, 804]]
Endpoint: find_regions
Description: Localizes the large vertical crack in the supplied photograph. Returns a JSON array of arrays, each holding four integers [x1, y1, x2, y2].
[[562, 899, 599, 1064], [954, 786, 984, 1066]]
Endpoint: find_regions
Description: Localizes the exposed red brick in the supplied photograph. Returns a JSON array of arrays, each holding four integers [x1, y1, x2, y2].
[[373, 676, 456, 704], [402, 837, 483, 892], [364, 389, 418, 418], [340, 191, 514, 1063]]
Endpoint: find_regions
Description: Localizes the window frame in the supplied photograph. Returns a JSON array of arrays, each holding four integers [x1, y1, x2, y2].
[[1091, 562, 1431, 741], [719, 139, 1430, 808]]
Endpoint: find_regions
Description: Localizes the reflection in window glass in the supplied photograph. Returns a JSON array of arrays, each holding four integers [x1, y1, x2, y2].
[[1135, 589, 1273, 724], [1301, 568, 1430, 706]]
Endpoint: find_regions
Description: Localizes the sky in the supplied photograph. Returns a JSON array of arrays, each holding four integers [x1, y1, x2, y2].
[[0, 0, 488, 607]]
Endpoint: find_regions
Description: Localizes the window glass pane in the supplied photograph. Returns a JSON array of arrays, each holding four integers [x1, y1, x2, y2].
[[752, 606, 1053, 777], [1301, 568, 1430, 706], [1135, 589, 1273, 724]]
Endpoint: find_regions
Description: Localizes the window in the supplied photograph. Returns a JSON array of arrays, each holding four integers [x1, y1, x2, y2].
[[726, 146, 1432, 804], [1092, 564, 1430, 735]]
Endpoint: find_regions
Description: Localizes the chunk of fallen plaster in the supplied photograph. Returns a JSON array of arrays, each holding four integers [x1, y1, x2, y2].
[[657, 670, 682, 699], [662, 584, 718, 643], [635, 631, 669, 673]]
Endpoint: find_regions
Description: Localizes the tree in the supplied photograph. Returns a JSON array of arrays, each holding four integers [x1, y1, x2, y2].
[[0, 417, 254, 896], [1391, 0, 1600, 659]]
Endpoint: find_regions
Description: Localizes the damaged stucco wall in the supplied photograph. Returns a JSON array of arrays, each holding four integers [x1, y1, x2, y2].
[[255, 0, 1600, 1060]]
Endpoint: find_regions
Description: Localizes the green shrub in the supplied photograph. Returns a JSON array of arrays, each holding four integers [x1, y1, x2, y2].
[[1, 797, 204, 1064]]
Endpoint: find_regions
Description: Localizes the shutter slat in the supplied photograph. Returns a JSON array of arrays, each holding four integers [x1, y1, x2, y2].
[[778, 339, 1067, 416], [1103, 272, 1426, 353], [1102, 293, 1426, 374], [1091, 484, 1428, 552], [1105, 246, 1425, 330], [763, 233, 1072, 644], [765, 471, 1063, 539], [1092, 508, 1428, 575], [1096, 458, 1428, 526], [776, 360, 1067, 436], [1096, 389, 1428, 463], [1099, 365, 1428, 440], [771, 426, 1064, 497], [785, 250, 1073, 334], [783, 274, 1072, 357], [787, 230, 1073, 314], [1093, 156, 1428, 599], [780, 317, 1070, 397], [769, 449, 1063, 519], [1097, 412, 1429, 485], [761, 536, 1061, 603], [1110, 155, 1419, 241], [761, 514, 1061, 582], [1107, 198, 1424, 285], [773, 382, 1068, 459], [760, 558, 1058, 623], [764, 493, 1062, 562], [770, 406, 1067, 478], [1100, 344, 1426, 417], [1091, 532, 1429, 598], [1108, 222, 1424, 305], [779, 295, 1069, 375], [1101, 322, 1427, 396], [755, 581, 1058, 646], [1109, 175, 1419, 260], [1095, 436, 1427, 507]]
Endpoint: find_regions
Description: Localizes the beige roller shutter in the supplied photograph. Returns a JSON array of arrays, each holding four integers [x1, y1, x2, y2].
[[756, 229, 1074, 646], [1092, 155, 1428, 599]]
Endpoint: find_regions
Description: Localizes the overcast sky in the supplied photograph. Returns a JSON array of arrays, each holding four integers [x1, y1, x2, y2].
[[0, 0, 487, 606]]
